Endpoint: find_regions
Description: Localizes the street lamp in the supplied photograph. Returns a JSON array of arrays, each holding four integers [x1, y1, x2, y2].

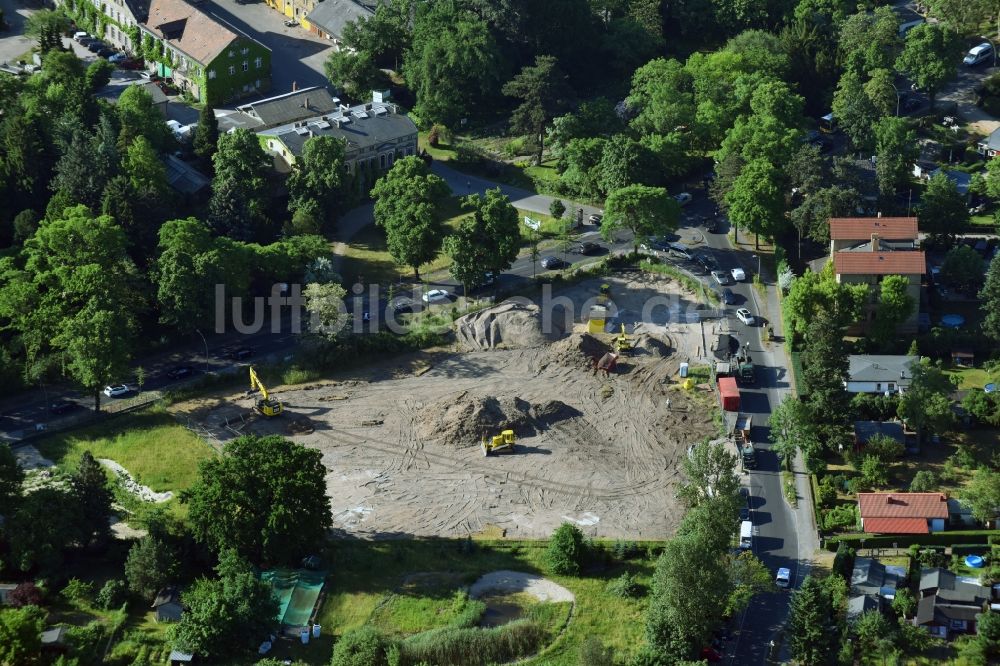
[[195, 328, 210, 373]]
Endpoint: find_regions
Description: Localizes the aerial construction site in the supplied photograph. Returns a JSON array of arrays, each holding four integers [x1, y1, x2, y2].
[[171, 274, 724, 539]]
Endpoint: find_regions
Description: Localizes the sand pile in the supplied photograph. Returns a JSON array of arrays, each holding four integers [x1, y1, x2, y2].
[[454, 301, 564, 351], [543, 333, 609, 369], [416, 392, 574, 445], [633, 334, 671, 357]]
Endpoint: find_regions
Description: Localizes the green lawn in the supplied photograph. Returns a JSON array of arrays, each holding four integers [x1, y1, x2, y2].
[[298, 539, 655, 666], [34, 406, 216, 493], [944, 365, 997, 390]]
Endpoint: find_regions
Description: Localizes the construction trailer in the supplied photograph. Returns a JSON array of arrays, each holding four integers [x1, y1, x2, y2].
[[718, 376, 740, 412], [733, 413, 756, 470]]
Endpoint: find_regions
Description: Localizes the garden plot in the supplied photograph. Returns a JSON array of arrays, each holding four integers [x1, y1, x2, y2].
[[174, 275, 718, 539]]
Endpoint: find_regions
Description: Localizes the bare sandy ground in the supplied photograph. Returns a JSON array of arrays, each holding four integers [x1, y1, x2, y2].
[[171, 275, 719, 539]]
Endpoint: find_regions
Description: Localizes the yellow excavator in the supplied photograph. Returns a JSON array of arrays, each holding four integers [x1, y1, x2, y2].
[[481, 429, 516, 456], [249, 366, 283, 417], [614, 323, 633, 355]]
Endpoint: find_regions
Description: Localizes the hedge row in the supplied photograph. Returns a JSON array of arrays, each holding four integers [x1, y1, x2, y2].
[[399, 619, 548, 666], [824, 530, 1000, 551]]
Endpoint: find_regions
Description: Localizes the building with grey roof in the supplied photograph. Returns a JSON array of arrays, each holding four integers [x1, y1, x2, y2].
[[258, 93, 417, 177], [847, 594, 879, 622], [234, 87, 341, 131], [305, 0, 376, 43], [977, 127, 1000, 158], [845, 355, 919, 394]]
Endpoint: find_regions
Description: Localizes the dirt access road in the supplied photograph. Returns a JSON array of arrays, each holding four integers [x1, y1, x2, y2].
[[171, 275, 720, 539]]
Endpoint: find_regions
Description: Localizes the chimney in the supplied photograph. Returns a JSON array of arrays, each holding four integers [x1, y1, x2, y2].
[[871, 233, 879, 251], [886, 495, 894, 504], [292, 81, 298, 92], [302, 96, 310, 110], [877, 211, 882, 218]]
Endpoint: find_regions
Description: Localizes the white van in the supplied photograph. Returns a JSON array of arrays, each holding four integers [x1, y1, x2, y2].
[[73, 31, 89, 42], [964, 43, 993, 67], [739, 520, 753, 550]]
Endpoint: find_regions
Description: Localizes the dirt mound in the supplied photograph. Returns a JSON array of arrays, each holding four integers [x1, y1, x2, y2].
[[634, 334, 671, 358], [416, 393, 574, 445], [454, 301, 563, 351], [543, 333, 609, 369]]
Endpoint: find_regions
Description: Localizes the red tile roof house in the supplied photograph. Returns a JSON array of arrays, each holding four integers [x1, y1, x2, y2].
[[858, 493, 950, 534], [829, 217, 925, 334]]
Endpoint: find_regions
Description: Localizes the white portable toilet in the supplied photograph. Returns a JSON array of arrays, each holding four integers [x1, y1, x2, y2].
[[679, 362, 689, 378]]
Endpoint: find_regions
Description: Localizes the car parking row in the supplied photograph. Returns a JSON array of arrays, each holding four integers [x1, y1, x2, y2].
[[72, 30, 142, 68]]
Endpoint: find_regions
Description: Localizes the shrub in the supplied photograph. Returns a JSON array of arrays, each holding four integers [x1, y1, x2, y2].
[[7, 582, 44, 608], [863, 434, 904, 462], [892, 587, 916, 619], [545, 523, 585, 575], [817, 476, 838, 507], [96, 579, 128, 611], [610, 540, 641, 560], [821, 504, 859, 532], [606, 572, 641, 598], [909, 470, 938, 492], [331, 626, 397, 666], [832, 542, 855, 581], [578, 636, 614, 666], [61, 578, 94, 606]]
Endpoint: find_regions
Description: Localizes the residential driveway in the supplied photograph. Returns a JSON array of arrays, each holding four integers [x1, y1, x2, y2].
[[0, 0, 37, 66], [198, 0, 332, 97]]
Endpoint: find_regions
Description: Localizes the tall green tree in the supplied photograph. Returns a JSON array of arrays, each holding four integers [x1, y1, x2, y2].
[[832, 69, 877, 150], [0, 605, 46, 666], [6, 486, 84, 574], [598, 134, 658, 194], [874, 117, 918, 198], [919, 173, 969, 237], [601, 184, 679, 254], [838, 5, 900, 76], [444, 188, 521, 294], [675, 440, 741, 509], [940, 244, 985, 292], [725, 158, 785, 249], [287, 136, 348, 226], [193, 103, 219, 161], [897, 360, 957, 437], [896, 23, 959, 108], [959, 468, 1000, 524], [124, 135, 169, 198], [324, 50, 380, 98], [404, 4, 504, 126], [926, 0, 999, 36], [209, 129, 271, 241], [370, 156, 450, 280], [802, 308, 851, 426], [73, 450, 113, 546], [870, 274, 915, 349], [502, 55, 572, 164], [183, 435, 331, 565], [0, 443, 24, 515], [125, 535, 178, 601], [788, 575, 840, 665], [981, 254, 1000, 342], [170, 550, 280, 659], [626, 58, 696, 138], [116, 84, 173, 151], [769, 397, 821, 470]]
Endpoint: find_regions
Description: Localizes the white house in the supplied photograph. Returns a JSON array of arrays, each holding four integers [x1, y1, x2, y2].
[[846, 355, 919, 394]]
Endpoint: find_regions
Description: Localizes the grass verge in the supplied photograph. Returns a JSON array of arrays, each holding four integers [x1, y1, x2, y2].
[[33, 405, 216, 493], [639, 259, 718, 304], [781, 470, 798, 507]]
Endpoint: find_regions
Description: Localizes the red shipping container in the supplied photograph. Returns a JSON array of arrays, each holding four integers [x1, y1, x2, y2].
[[718, 376, 740, 412]]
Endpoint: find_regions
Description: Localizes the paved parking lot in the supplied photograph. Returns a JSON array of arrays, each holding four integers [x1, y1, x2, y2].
[[198, 0, 333, 100]]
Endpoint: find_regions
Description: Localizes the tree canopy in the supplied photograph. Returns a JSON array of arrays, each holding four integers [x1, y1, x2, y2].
[[601, 184, 679, 253]]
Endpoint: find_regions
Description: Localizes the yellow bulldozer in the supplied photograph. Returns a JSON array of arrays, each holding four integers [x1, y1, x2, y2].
[[481, 429, 516, 456], [249, 366, 283, 417], [613, 323, 634, 355]]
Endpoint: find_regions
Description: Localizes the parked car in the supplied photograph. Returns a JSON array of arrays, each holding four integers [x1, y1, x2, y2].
[[668, 243, 693, 260], [739, 505, 750, 521], [108, 52, 128, 63], [540, 256, 567, 270], [421, 289, 451, 304], [87, 41, 104, 53], [964, 42, 993, 66], [50, 400, 78, 415], [640, 237, 671, 254], [284, 18, 298, 27], [573, 242, 602, 255], [705, 217, 722, 233], [98, 48, 116, 59], [167, 366, 194, 380], [712, 270, 733, 286], [775, 567, 791, 589], [674, 192, 693, 206], [103, 384, 129, 398], [736, 308, 755, 325], [731, 267, 746, 282], [73, 31, 89, 41], [720, 288, 735, 305], [695, 252, 718, 271], [588, 213, 603, 224]]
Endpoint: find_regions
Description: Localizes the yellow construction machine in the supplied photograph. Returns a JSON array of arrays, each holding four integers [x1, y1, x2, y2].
[[481, 429, 516, 456], [614, 323, 634, 355], [249, 366, 283, 417]]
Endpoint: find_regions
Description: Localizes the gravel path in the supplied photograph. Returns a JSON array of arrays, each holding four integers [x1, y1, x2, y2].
[[469, 571, 575, 603]]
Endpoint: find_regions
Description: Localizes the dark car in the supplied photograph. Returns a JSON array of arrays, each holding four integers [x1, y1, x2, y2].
[[705, 217, 722, 233], [574, 242, 602, 255], [97, 48, 116, 59], [540, 256, 567, 270], [739, 506, 750, 521], [227, 347, 253, 360], [50, 400, 78, 415], [720, 288, 735, 305], [87, 41, 104, 53], [167, 366, 194, 380]]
